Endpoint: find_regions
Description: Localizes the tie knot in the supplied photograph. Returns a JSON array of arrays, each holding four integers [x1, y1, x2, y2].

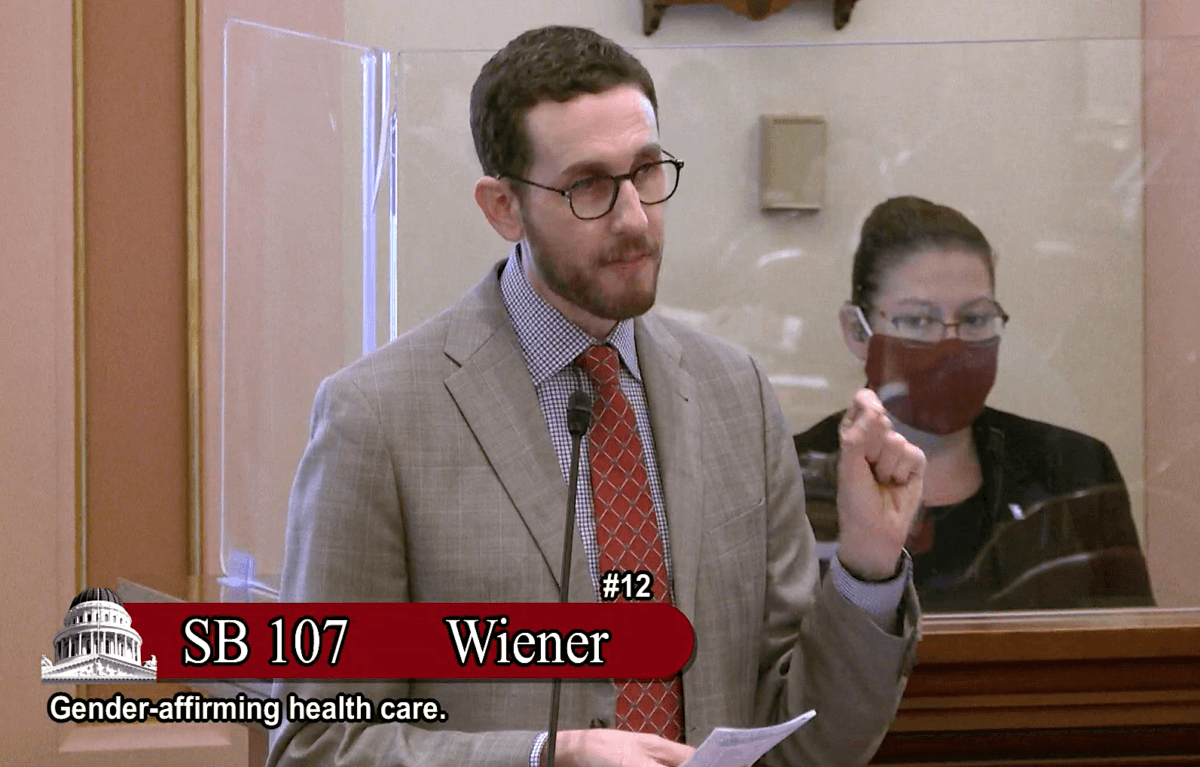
[[576, 345, 621, 388]]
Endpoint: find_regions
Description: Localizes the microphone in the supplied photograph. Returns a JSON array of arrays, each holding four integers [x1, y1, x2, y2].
[[567, 389, 592, 439], [546, 386, 592, 767]]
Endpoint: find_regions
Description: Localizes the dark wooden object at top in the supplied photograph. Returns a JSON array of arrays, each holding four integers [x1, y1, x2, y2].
[[643, 0, 861, 35]]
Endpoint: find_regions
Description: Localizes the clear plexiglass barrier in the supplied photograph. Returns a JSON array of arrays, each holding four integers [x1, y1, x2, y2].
[[217, 29, 1200, 611], [219, 20, 393, 600]]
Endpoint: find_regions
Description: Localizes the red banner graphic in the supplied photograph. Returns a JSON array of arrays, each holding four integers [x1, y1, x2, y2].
[[123, 603, 694, 680]]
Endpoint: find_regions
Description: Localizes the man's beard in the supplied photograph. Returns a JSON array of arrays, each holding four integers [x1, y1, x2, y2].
[[523, 223, 663, 323]]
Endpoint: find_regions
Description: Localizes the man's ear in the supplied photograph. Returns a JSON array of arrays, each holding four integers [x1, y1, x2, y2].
[[839, 304, 870, 363], [474, 176, 524, 242]]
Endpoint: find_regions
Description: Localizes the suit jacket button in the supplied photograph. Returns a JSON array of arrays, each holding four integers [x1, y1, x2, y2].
[[589, 718, 608, 728]]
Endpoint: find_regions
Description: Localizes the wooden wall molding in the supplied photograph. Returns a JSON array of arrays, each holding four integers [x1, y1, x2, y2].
[[641, 0, 860, 34]]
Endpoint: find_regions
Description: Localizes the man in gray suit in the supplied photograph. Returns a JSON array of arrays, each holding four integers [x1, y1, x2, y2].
[[269, 25, 924, 767]]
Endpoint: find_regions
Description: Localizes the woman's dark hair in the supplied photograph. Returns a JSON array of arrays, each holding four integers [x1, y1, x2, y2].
[[851, 196, 995, 307], [469, 26, 658, 180]]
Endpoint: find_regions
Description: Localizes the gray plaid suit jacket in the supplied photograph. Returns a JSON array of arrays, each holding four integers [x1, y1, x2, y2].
[[267, 261, 920, 767]]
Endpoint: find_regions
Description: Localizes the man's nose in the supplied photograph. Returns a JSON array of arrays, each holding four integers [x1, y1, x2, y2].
[[609, 178, 649, 232]]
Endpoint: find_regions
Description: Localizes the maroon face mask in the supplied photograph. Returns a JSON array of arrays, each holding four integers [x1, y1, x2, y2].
[[864, 335, 999, 435]]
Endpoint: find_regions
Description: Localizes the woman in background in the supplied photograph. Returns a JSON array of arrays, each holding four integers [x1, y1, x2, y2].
[[795, 196, 1154, 611]]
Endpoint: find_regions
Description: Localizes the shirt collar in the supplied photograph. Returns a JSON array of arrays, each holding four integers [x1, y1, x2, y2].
[[499, 243, 641, 387]]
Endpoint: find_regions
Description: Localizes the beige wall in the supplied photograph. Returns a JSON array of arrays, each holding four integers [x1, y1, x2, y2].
[[345, 0, 1139, 50], [353, 0, 1145, 436], [205, 0, 1200, 611], [0, 2, 79, 761], [1144, 0, 1200, 606], [354, 0, 1148, 539]]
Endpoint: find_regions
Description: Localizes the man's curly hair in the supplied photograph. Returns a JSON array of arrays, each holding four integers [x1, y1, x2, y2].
[[469, 26, 658, 180]]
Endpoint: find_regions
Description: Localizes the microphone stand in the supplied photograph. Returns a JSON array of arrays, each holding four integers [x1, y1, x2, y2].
[[545, 388, 592, 767]]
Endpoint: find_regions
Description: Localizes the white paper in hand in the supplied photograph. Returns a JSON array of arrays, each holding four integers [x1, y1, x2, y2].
[[681, 710, 816, 767]]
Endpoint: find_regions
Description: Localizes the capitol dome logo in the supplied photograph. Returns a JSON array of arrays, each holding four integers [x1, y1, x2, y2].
[[41, 588, 156, 683]]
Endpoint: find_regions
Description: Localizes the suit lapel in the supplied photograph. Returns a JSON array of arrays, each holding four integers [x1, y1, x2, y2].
[[443, 268, 592, 597], [636, 315, 703, 622]]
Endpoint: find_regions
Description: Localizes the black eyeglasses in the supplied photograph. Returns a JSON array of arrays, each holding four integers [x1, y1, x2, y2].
[[503, 153, 684, 220], [860, 300, 1010, 344]]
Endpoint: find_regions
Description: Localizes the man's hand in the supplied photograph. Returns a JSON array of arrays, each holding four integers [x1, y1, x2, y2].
[[553, 729, 694, 767], [835, 389, 926, 581]]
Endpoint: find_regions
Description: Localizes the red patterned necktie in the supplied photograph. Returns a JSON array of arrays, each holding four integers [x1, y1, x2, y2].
[[576, 344, 684, 742]]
